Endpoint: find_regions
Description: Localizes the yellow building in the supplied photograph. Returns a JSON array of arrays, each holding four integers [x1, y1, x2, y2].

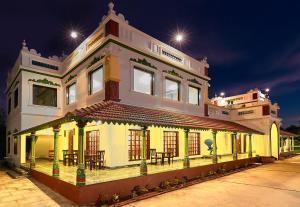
[[5, 1, 287, 193]]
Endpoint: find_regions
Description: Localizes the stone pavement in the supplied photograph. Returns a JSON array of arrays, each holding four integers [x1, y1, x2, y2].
[[125, 155, 300, 207], [0, 169, 77, 207]]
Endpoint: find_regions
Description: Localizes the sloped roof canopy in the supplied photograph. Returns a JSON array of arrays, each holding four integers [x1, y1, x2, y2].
[[17, 101, 264, 135], [280, 130, 298, 137]]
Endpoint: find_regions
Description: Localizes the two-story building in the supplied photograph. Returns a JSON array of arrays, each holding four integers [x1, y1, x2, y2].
[[5, 2, 287, 199]]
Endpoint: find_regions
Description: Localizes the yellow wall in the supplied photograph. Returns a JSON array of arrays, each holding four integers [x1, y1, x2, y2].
[[25, 122, 274, 167]]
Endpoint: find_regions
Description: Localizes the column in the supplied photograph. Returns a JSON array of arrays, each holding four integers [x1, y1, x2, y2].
[[76, 120, 87, 186], [183, 128, 190, 168], [280, 136, 284, 153], [292, 137, 295, 151], [140, 126, 148, 176], [212, 130, 218, 164], [248, 134, 253, 158], [30, 133, 37, 168], [232, 132, 238, 160], [52, 125, 61, 177]]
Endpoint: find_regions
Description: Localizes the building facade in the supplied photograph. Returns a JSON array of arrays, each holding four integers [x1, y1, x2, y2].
[[5, 2, 286, 187]]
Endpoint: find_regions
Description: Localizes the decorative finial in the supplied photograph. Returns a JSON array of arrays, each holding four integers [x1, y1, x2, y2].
[[22, 40, 28, 51], [108, 0, 116, 15], [22, 40, 26, 48]]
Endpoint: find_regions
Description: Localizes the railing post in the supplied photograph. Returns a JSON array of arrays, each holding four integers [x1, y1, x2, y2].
[[52, 125, 61, 177], [183, 128, 190, 168], [212, 130, 218, 164], [76, 120, 87, 186], [232, 132, 238, 160], [140, 126, 148, 176]]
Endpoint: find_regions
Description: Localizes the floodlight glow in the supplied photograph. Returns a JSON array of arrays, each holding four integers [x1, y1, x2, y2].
[[70, 31, 78, 39]]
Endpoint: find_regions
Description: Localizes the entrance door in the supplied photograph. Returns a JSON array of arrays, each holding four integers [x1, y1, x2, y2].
[[237, 135, 242, 154], [86, 131, 99, 155], [68, 129, 74, 152]]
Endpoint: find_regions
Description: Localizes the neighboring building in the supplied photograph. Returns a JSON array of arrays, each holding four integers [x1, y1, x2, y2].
[[5, 1, 286, 190], [209, 89, 281, 158]]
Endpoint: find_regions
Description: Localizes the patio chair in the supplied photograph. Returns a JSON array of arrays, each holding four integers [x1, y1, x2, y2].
[[150, 149, 161, 164], [48, 150, 54, 161], [95, 150, 105, 169], [167, 148, 175, 164]]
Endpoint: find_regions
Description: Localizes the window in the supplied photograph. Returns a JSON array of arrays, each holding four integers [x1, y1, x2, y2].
[[33, 85, 57, 107], [165, 78, 180, 101], [89, 66, 103, 95], [188, 86, 200, 105], [163, 131, 179, 157], [32, 60, 59, 71], [128, 130, 150, 161], [7, 137, 10, 154], [86, 131, 99, 155], [188, 133, 200, 156], [14, 88, 19, 108], [133, 67, 154, 95], [66, 83, 76, 105], [8, 97, 11, 114], [14, 136, 17, 155]]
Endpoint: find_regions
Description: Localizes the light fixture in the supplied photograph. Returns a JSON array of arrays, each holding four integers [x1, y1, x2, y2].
[[70, 31, 78, 39], [175, 33, 184, 43], [265, 88, 270, 93], [220, 92, 225, 97]]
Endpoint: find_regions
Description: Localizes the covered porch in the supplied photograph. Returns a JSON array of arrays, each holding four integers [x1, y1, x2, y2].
[[17, 101, 263, 186], [280, 130, 297, 155]]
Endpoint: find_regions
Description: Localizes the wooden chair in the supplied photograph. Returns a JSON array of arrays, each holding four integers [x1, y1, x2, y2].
[[150, 149, 161, 164], [96, 150, 105, 169], [167, 148, 175, 164], [48, 150, 54, 161]]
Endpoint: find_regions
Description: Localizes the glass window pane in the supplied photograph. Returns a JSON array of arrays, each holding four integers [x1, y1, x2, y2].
[[189, 86, 200, 105], [134, 68, 153, 95], [165, 79, 179, 101], [33, 85, 57, 107], [90, 67, 103, 94], [67, 84, 76, 104]]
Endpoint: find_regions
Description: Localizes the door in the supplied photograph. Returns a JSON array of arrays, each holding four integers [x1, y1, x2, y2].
[[86, 131, 99, 155], [68, 129, 74, 152], [237, 135, 242, 154]]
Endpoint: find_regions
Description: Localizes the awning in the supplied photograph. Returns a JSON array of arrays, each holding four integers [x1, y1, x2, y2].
[[280, 130, 298, 137], [16, 101, 264, 135]]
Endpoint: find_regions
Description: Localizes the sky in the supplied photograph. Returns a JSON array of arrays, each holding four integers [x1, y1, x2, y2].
[[0, 0, 300, 127]]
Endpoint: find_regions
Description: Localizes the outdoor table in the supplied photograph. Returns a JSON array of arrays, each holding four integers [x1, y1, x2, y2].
[[156, 152, 171, 165]]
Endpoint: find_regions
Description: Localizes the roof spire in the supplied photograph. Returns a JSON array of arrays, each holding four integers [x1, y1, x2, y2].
[[22, 40, 28, 51], [108, 0, 116, 15]]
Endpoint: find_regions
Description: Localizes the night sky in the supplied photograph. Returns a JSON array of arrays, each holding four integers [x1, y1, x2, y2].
[[1, 0, 300, 127]]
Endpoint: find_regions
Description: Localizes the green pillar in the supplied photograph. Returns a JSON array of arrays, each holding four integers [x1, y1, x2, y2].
[[76, 120, 87, 186], [52, 125, 61, 177], [183, 128, 190, 168], [30, 133, 37, 168], [232, 133, 238, 160], [280, 136, 284, 153], [140, 126, 148, 176], [248, 134, 253, 158], [212, 130, 218, 164]]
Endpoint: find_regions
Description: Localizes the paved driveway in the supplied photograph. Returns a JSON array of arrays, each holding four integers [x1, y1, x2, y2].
[[125, 155, 300, 207], [0, 169, 76, 207]]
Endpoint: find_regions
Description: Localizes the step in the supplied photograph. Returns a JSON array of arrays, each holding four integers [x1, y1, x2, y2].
[[6, 170, 23, 179]]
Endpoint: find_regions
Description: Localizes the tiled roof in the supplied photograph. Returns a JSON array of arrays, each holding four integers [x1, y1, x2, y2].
[[66, 101, 264, 134], [280, 130, 298, 137]]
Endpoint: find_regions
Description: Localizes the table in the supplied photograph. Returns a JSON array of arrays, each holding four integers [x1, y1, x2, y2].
[[156, 152, 172, 165]]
